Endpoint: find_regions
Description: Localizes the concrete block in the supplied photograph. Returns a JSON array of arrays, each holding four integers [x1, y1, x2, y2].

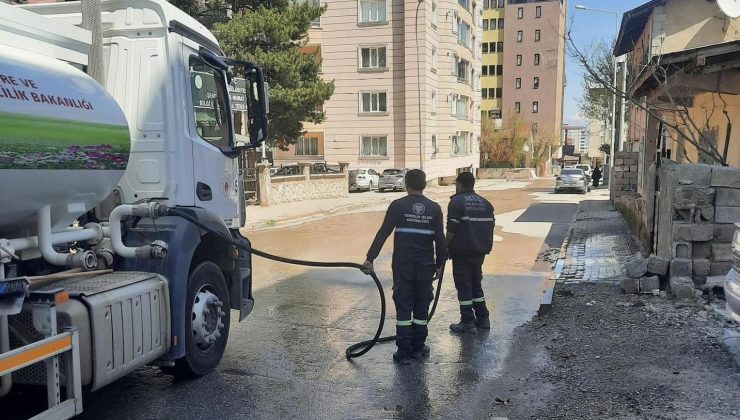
[[670, 258, 693, 277], [647, 255, 669, 275], [692, 258, 711, 277], [676, 164, 713, 186], [711, 243, 733, 262], [672, 223, 714, 241], [625, 253, 648, 279], [715, 206, 740, 224], [615, 158, 624, 165], [714, 224, 737, 242], [715, 188, 740, 206], [621, 278, 639, 294], [710, 261, 733, 276], [700, 206, 714, 222], [711, 166, 740, 188], [615, 171, 624, 178], [674, 186, 715, 207], [626, 171, 639, 179], [692, 241, 712, 258], [669, 276, 696, 300], [640, 275, 660, 293], [630, 165, 639, 172], [673, 242, 692, 259]]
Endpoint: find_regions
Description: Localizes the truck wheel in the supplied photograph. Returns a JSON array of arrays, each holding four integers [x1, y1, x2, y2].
[[176, 261, 231, 377]]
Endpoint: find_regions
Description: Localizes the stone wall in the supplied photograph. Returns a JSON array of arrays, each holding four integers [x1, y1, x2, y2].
[[257, 162, 349, 206], [476, 167, 537, 180], [612, 152, 639, 198], [651, 162, 740, 290]]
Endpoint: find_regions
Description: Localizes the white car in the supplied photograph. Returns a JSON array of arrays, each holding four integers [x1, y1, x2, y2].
[[724, 223, 740, 322], [349, 168, 379, 192]]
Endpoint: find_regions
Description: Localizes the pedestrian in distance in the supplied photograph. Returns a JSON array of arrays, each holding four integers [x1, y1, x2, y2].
[[592, 165, 602, 188], [363, 169, 447, 365], [446, 172, 495, 334]]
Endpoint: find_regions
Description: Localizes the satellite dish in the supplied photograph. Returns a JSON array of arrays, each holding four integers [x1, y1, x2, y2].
[[718, 0, 740, 19]]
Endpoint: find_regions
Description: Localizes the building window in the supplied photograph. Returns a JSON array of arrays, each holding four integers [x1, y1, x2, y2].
[[518, 7, 524, 19], [452, 132, 470, 156], [432, 2, 438, 28], [359, 46, 387, 69], [296, 136, 320, 156], [533, 77, 540, 89], [458, 20, 472, 49], [452, 94, 470, 119], [515, 102, 521, 113], [457, 58, 471, 83], [515, 78, 521, 89], [431, 135, 438, 157], [495, 87, 502, 98], [360, 136, 388, 157], [482, 43, 489, 54], [482, 88, 488, 99], [498, 18, 504, 28], [497, 41, 503, 52], [360, 92, 388, 113], [496, 64, 503, 75], [458, 0, 469, 10], [517, 31, 523, 42], [532, 101, 539, 113], [534, 53, 541, 66], [482, 19, 489, 30], [431, 90, 437, 114], [534, 30, 541, 42], [516, 54, 522, 66], [536, 5, 542, 18], [482, 66, 488, 76], [483, 0, 491, 9], [359, 0, 387, 24]]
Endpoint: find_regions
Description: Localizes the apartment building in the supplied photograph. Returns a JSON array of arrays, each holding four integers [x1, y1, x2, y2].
[[501, 0, 565, 141], [587, 119, 606, 164], [481, 0, 505, 125], [274, 0, 482, 181], [562, 124, 585, 154]]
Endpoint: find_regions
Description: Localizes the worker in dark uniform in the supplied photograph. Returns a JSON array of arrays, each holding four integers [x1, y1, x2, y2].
[[446, 172, 495, 334], [363, 169, 447, 365]]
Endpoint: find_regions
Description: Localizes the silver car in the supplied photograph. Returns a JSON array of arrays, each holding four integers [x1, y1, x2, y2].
[[378, 168, 408, 192], [724, 223, 740, 322], [555, 168, 589, 194]]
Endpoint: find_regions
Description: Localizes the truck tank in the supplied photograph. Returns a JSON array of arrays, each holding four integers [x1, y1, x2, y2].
[[0, 45, 130, 236]]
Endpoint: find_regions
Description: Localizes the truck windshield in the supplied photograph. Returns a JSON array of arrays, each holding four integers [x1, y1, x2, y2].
[[189, 56, 231, 149]]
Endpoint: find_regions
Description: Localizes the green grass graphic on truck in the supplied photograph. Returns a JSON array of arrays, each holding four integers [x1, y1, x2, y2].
[[0, 112, 130, 170]]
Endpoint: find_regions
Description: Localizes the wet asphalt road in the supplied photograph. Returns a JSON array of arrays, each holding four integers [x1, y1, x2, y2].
[[3, 182, 580, 419]]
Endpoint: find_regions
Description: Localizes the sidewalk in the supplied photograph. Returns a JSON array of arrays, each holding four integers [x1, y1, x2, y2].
[[243, 179, 527, 231], [553, 191, 643, 283]]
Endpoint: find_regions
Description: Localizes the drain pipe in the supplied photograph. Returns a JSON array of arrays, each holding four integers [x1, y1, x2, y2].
[[0, 264, 11, 397], [109, 203, 168, 259], [37, 205, 97, 270]]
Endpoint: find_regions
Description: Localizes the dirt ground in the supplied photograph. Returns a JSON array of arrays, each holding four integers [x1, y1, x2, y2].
[[486, 283, 740, 419]]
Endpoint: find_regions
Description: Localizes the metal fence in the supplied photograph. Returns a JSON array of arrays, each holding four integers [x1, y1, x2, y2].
[[310, 163, 341, 174]]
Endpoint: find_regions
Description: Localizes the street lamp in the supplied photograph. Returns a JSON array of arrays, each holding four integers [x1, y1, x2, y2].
[[574, 5, 619, 171]]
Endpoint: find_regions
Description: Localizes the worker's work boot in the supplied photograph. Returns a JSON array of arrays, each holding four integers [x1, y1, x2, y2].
[[449, 321, 477, 334], [475, 317, 491, 329], [393, 351, 414, 365], [473, 299, 490, 329], [412, 344, 430, 359]]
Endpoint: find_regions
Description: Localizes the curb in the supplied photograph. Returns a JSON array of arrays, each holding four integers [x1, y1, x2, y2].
[[537, 201, 581, 316]]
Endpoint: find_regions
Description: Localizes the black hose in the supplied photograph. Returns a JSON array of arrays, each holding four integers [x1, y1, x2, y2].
[[166, 207, 444, 359]]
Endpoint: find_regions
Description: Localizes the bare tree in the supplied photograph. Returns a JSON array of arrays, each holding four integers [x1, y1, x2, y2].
[[480, 114, 529, 168], [565, 27, 732, 166]]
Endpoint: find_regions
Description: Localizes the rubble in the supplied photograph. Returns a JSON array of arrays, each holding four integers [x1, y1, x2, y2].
[[647, 255, 669, 275], [625, 253, 648, 279]]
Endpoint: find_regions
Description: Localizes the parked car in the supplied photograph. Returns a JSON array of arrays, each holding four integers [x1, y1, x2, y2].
[[348, 168, 380, 192], [574, 164, 593, 180], [555, 168, 589, 194], [724, 223, 740, 322], [379, 168, 409, 192]]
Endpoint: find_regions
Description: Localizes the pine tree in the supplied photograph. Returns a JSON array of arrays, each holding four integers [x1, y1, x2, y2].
[[171, 1, 334, 149]]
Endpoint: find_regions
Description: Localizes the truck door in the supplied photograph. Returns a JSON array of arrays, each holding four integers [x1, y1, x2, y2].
[[182, 42, 241, 227]]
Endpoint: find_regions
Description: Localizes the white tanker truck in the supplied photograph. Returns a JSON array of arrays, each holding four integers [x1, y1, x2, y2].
[[0, 0, 269, 418]]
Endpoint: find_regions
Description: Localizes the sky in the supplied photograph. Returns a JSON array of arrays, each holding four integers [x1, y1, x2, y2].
[[563, 0, 647, 126]]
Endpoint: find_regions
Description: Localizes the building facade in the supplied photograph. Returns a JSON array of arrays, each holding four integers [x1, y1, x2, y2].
[[275, 0, 482, 181], [481, 0, 505, 125], [562, 124, 586, 154], [501, 0, 566, 142], [587, 119, 606, 165]]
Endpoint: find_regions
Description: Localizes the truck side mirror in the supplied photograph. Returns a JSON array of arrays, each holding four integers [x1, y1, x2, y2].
[[245, 66, 269, 147]]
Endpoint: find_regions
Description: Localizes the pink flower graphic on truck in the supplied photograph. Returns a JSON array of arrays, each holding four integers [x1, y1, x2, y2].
[[0, 144, 129, 170]]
